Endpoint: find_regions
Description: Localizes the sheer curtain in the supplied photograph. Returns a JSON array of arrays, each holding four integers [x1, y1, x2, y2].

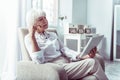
[[1, 0, 32, 80], [1, 0, 18, 80], [32, 0, 59, 27], [1, 0, 58, 79]]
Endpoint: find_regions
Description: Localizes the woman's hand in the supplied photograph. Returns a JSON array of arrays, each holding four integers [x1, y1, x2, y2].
[[29, 26, 37, 38], [77, 47, 97, 60], [88, 47, 97, 58], [29, 26, 41, 52]]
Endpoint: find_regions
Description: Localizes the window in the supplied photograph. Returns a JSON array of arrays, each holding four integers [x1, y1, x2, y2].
[[32, 0, 58, 27]]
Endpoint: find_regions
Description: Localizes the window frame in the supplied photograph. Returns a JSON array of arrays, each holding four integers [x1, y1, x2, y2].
[[32, 0, 59, 27]]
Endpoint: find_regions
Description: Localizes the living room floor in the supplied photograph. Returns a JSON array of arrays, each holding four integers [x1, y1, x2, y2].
[[105, 60, 120, 80]]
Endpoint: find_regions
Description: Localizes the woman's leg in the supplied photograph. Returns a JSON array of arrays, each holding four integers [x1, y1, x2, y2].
[[45, 63, 68, 80], [62, 58, 108, 80]]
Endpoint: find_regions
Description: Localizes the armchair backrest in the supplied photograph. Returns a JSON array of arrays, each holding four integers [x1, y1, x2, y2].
[[18, 27, 57, 61]]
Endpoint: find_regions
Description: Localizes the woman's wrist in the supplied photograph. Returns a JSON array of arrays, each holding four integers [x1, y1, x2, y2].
[[88, 52, 96, 58], [76, 56, 82, 60], [29, 32, 35, 39], [76, 55, 80, 59]]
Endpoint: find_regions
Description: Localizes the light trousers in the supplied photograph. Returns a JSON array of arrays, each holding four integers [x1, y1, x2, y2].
[[46, 55, 108, 80]]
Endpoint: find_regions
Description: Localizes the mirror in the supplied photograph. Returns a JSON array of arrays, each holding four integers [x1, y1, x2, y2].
[[114, 5, 120, 61]]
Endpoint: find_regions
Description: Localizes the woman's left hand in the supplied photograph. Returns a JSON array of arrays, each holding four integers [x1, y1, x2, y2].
[[79, 47, 97, 60], [88, 47, 97, 58]]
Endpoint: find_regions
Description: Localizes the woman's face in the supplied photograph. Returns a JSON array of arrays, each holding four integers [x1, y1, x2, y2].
[[34, 16, 48, 33]]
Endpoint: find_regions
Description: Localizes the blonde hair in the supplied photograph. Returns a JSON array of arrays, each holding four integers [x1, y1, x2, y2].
[[26, 9, 46, 27]]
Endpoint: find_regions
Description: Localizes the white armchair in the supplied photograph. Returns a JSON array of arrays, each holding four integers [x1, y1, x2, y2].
[[17, 27, 105, 80]]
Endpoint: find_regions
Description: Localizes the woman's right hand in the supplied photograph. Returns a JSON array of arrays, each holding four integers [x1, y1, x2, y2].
[[29, 26, 41, 52], [29, 26, 37, 38]]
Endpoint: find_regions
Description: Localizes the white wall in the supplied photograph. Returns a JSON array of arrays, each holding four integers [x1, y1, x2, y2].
[[58, 0, 87, 41], [57, 0, 73, 41], [72, 0, 87, 24], [87, 0, 113, 59], [59, 0, 73, 23]]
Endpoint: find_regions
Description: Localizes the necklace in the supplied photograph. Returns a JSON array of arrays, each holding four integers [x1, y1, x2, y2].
[[39, 32, 49, 42], [40, 34, 47, 40]]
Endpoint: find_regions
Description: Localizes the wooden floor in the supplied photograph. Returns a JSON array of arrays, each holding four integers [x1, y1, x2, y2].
[[105, 60, 120, 80]]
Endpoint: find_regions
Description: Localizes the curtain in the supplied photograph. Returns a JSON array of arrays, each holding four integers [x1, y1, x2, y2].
[[1, 0, 32, 80], [1, 0, 18, 79], [19, 0, 32, 27], [17, 0, 32, 61], [1, 0, 59, 79]]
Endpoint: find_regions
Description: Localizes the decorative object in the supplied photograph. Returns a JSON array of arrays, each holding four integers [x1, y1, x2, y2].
[[58, 16, 67, 27], [69, 23, 74, 27], [77, 25, 85, 34], [69, 27, 77, 34], [85, 26, 91, 34], [69, 23, 77, 34], [58, 16, 67, 21]]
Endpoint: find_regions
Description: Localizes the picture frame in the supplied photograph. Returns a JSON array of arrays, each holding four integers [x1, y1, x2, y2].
[[69, 27, 77, 34], [85, 28, 91, 34], [77, 25, 85, 34]]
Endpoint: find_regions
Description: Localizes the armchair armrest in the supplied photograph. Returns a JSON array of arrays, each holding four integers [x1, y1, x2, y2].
[[17, 61, 60, 80], [95, 54, 105, 71], [17, 61, 68, 80]]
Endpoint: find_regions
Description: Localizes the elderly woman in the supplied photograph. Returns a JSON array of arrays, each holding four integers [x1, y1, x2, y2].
[[24, 9, 108, 80]]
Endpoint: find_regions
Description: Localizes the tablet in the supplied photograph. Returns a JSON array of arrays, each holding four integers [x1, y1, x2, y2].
[[79, 35, 104, 57]]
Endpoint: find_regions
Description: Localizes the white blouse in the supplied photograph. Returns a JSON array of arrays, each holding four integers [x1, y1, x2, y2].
[[24, 31, 79, 64]]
